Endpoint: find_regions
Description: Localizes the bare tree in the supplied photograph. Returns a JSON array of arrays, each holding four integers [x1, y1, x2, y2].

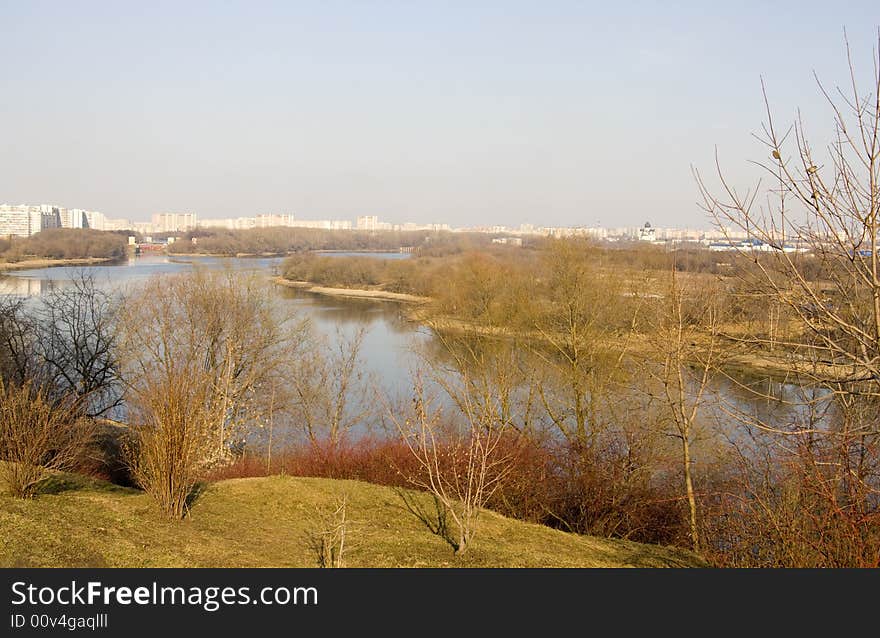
[[35, 274, 122, 418], [525, 239, 639, 447], [290, 327, 371, 448], [696, 35, 880, 394], [392, 373, 515, 555], [0, 276, 121, 419], [644, 270, 727, 552], [265, 381, 278, 474], [695, 35, 880, 565], [0, 296, 36, 386], [417, 330, 538, 436]]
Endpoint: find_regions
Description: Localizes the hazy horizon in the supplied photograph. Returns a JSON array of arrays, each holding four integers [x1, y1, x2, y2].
[[2, 1, 878, 228]]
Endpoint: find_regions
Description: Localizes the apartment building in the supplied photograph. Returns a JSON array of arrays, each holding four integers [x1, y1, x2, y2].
[[151, 212, 198, 233]]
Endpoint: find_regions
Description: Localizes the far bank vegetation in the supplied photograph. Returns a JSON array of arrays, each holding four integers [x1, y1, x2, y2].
[[0, 229, 129, 263]]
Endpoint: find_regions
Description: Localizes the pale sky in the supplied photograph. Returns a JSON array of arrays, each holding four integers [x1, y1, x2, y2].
[[1, 1, 878, 228]]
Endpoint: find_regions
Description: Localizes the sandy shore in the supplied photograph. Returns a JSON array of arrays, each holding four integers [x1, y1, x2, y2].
[[273, 277, 430, 304], [0, 257, 117, 272]]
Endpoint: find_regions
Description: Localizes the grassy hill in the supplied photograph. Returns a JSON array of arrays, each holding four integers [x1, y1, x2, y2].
[[0, 473, 705, 568]]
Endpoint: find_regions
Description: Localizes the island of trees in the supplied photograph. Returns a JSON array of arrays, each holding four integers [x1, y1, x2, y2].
[[0, 229, 129, 267]]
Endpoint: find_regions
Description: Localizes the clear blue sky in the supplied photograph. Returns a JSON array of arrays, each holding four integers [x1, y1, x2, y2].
[[1, 1, 878, 228]]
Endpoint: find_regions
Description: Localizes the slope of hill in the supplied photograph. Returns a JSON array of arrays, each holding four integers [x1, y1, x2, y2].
[[0, 473, 705, 568]]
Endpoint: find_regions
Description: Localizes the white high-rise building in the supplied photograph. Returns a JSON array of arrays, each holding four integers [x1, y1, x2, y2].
[[356, 215, 379, 231], [2, 203, 131, 237], [198, 214, 353, 231], [151, 212, 198, 233], [253, 214, 295, 228], [84, 210, 106, 231], [59, 208, 87, 229], [0, 204, 48, 237]]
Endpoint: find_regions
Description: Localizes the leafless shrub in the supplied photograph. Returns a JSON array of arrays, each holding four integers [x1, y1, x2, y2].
[[700, 391, 880, 568], [0, 379, 94, 498], [123, 365, 219, 518], [205, 436, 419, 487], [304, 494, 354, 568], [392, 375, 516, 555]]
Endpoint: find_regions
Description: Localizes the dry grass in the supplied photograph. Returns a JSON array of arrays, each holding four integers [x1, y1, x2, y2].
[[0, 469, 705, 568]]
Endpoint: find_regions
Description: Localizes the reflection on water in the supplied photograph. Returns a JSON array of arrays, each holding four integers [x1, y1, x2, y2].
[[0, 276, 51, 296], [275, 286, 429, 399], [314, 251, 411, 260], [0, 254, 285, 294]]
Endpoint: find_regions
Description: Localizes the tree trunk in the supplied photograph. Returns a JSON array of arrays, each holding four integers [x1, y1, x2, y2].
[[681, 434, 701, 554]]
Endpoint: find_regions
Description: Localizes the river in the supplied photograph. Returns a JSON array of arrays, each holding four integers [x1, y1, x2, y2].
[[0, 253, 819, 445], [0, 253, 428, 401]]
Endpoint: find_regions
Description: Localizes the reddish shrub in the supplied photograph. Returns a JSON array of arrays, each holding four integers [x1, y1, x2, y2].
[[205, 436, 420, 488]]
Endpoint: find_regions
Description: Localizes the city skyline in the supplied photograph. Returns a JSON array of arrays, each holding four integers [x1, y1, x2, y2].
[[1, 201, 750, 245], [3, 201, 712, 233], [3, 3, 879, 229]]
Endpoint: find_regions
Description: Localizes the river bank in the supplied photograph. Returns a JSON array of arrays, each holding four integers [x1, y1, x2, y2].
[[0, 257, 118, 272], [169, 251, 287, 259], [273, 276, 430, 304]]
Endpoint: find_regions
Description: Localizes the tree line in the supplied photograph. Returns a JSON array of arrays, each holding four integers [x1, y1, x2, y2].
[[168, 226, 498, 256], [1, 229, 129, 262]]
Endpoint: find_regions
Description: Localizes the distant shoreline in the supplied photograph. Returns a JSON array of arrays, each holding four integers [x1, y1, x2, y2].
[[167, 251, 286, 258], [0, 257, 117, 272], [170, 249, 408, 258], [313, 249, 410, 254], [273, 277, 430, 304]]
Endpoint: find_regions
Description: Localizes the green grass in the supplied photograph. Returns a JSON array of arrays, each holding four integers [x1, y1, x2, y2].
[[0, 472, 706, 568]]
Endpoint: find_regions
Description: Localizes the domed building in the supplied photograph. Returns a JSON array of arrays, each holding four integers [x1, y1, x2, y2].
[[638, 221, 656, 242]]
